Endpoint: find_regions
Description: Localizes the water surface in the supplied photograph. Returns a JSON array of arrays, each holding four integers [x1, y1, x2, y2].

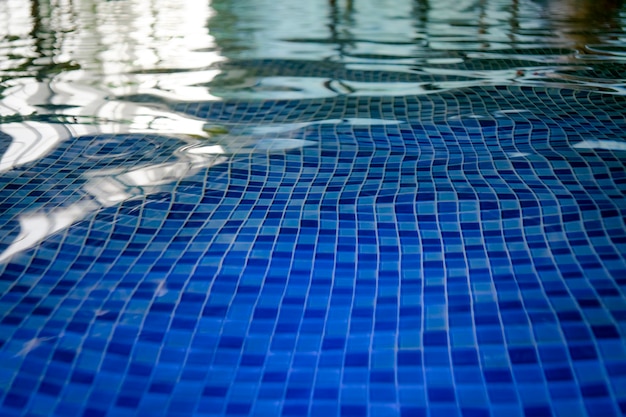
[[1, 1, 626, 417]]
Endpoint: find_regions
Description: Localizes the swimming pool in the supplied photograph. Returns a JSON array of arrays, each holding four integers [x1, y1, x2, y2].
[[0, 0, 625, 416]]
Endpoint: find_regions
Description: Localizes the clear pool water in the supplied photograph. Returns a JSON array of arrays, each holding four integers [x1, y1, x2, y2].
[[1, 0, 626, 416]]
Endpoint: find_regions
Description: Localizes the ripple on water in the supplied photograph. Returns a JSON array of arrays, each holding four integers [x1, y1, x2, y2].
[[585, 44, 626, 57]]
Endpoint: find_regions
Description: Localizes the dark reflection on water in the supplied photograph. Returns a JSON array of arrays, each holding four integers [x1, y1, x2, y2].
[[536, 0, 625, 48]]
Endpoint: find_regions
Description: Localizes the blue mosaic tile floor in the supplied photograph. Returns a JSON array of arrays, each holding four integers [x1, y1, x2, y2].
[[1, 72, 626, 416]]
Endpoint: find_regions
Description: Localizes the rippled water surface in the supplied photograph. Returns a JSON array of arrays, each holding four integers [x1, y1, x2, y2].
[[1, 1, 626, 417]]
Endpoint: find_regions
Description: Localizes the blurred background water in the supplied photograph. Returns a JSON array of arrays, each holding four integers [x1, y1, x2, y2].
[[1, 0, 625, 107]]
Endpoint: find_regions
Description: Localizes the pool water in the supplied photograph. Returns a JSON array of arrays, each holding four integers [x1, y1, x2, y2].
[[1, 0, 626, 416]]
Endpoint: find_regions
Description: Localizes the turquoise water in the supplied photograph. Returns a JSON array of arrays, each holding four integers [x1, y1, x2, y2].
[[1, 0, 626, 416]]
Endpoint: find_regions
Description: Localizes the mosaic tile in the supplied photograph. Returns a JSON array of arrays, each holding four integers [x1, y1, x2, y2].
[[1, 52, 626, 417]]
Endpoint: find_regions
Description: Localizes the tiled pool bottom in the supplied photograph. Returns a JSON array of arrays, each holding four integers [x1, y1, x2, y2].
[[1, 85, 626, 417]]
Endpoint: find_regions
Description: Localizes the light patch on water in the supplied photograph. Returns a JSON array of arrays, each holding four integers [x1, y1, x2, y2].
[[0, 140, 229, 262], [332, 118, 406, 126], [508, 152, 530, 158], [184, 144, 227, 155], [210, 76, 340, 99], [336, 80, 443, 96], [0, 122, 68, 172], [573, 140, 626, 152], [425, 57, 465, 65], [494, 109, 535, 117], [421, 66, 523, 80], [246, 117, 406, 135], [246, 138, 317, 152], [585, 44, 626, 57], [344, 63, 420, 74], [465, 51, 576, 64], [0, 200, 100, 264], [0, 78, 224, 172], [155, 280, 168, 298], [14, 335, 59, 357], [182, 137, 317, 155]]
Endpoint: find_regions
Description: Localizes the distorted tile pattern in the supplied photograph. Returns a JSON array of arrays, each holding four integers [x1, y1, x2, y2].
[[1, 82, 625, 417]]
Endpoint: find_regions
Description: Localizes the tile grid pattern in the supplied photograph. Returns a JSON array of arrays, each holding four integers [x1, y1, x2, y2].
[[0, 83, 625, 417]]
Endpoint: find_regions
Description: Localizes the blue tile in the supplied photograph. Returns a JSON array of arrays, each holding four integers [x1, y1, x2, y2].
[[0, 36, 626, 417]]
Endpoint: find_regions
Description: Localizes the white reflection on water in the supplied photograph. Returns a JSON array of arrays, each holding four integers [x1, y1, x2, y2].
[[0, 78, 214, 172], [0, 74, 333, 262], [0, 125, 321, 262], [0, 0, 228, 173], [573, 139, 626, 151]]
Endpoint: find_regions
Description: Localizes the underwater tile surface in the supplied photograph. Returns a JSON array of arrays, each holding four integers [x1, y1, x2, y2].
[[2, 0, 626, 415], [1, 82, 626, 417]]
